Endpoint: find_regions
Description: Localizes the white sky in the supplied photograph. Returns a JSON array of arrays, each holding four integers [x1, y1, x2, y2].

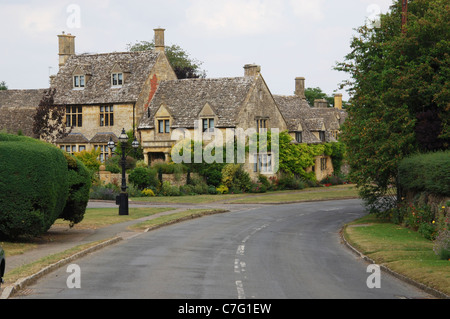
[[0, 0, 393, 101]]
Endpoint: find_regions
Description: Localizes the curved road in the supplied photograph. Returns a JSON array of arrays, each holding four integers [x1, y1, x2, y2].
[[15, 199, 432, 299]]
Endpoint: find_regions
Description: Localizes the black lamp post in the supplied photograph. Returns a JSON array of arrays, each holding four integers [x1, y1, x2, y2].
[[108, 128, 139, 215]]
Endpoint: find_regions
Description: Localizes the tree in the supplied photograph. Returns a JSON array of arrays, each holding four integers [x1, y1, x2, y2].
[[127, 41, 206, 79], [32, 89, 71, 142], [335, 0, 450, 212], [304, 87, 334, 107], [0, 81, 7, 90]]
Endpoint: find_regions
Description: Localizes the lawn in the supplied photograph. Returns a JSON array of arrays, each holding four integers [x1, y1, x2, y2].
[[53, 206, 176, 229], [1, 207, 176, 258], [130, 184, 359, 204], [344, 214, 450, 297]]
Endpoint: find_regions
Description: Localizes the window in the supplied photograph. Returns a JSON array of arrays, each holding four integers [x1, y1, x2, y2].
[[100, 106, 114, 127], [320, 157, 327, 171], [94, 145, 110, 163], [202, 118, 215, 132], [59, 144, 85, 155], [158, 119, 170, 134], [111, 73, 123, 87], [295, 131, 302, 143], [66, 106, 83, 127], [73, 75, 85, 88], [256, 119, 267, 133], [319, 131, 326, 142], [253, 153, 273, 173]]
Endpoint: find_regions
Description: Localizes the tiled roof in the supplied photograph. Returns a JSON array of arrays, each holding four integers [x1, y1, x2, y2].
[[56, 133, 89, 144], [138, 77, 255, 129], [52, 51, 160, 105], [0, 89, 48, 137], [273, 95, 320, 143]]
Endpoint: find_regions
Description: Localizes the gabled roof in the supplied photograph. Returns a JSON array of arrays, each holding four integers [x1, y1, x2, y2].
[[0, 89, 48, 137], [138, 77, 255, 129], [273, 95, 320, 143], [52, 51, 160, 105]]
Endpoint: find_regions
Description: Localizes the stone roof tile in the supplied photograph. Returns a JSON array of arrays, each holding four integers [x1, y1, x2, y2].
[[139, 77, 255, 129], [52, 51, 160, 105]]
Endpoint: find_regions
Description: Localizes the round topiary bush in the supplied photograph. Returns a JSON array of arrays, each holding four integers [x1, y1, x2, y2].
[[0, 133, 69, 238]]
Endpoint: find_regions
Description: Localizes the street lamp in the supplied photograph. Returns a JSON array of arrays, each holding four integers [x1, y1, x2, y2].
[[108, 128, 139, 215]]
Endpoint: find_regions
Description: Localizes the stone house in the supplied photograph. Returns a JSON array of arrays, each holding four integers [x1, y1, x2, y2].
[[0, 89, 48, 137], [273, 77, 346, 180], [51, 29, 177, 161], [138, 65, 347, 181], [0, 28, 347, 181], [137, 64, 288, 179]]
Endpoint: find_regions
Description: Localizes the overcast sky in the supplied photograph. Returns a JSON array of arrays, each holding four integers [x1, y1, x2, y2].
[[0, 0, 394, 101]]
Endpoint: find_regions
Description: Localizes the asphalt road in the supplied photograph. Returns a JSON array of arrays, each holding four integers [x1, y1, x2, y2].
[[14, 199, 432, 299]]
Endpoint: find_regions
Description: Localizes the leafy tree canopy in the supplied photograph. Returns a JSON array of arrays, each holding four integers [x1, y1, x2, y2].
[[0, 81, 7, 90], [127, 41, 206, 79], [335, 0, 450, 212]]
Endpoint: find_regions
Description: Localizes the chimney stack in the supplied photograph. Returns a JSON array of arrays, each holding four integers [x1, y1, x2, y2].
[[154, 28, 165, 53], [334, 93, 343, 109], [314, 99, 328, 108], [244, 64, 261, 77], [294, 77, 306, 99], [58, 32, 75, 68]]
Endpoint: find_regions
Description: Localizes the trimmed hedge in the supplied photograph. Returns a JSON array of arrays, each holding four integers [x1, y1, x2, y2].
[[0, 134, 69, 238], [0, 133, 91, 238], [398, 151, 450, 197], [59, 153, 92, 225]]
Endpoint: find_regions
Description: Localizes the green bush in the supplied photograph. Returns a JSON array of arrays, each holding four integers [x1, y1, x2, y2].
[[160, 181, 181, 196], [221, 164, 252, 192], [105, 155, 137, 172], [128, 167, 158, 190], [0, 134, 69, 238], [278, 173, 305, 190], [59, 153, 92, 226], [398, 151, 450, 197]]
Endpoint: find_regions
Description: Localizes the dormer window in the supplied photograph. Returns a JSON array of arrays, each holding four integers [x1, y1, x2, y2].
[[73, 75, 85, 88], [319, 131, 326, 142], [111, 72, 123, 87], [202, 118, 215, 132]]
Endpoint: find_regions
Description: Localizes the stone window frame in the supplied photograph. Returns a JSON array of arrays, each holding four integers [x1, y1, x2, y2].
[[320, 157, 327, 171], [319, 130, 326, 142], [66, 106, 83, 127], [256, 117, 269, 134], [94, 144, 111, 163], [100, 105, 114, 127], [253, 152, 273, 173], [295, 131, 303, 143], [59, 144, 86, 155], [73, 74, 85, 89], [157, 118, 170, 134], [111, 72, 124, 87], [201, 117, 215, 132]]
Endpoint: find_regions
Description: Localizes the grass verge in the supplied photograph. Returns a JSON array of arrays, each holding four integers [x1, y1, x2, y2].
[[130, 184, 359, 205], [3, 238, 115, 287], [228, 185, 358, 204], [2, 207, 176, 258], [129, 209, 228, 231], [343, 214, 450, 297]]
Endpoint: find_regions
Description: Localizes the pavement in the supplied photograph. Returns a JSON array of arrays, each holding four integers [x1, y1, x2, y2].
[[1, 199, 250, 299]]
